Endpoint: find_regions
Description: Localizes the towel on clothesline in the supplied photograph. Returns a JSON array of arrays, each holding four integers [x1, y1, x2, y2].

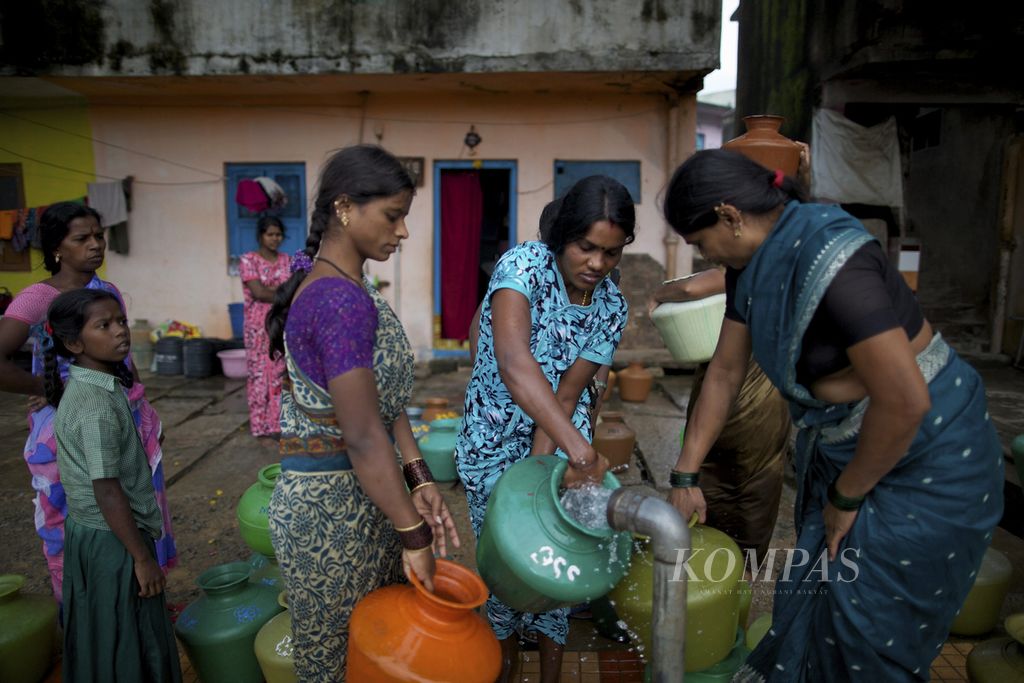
[[0, 210, 16, 240], [255, 176, 287, 209], [87, 181, 129, 227]]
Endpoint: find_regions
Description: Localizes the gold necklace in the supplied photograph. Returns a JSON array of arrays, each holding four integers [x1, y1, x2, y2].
[[579, 289, 590, 306]]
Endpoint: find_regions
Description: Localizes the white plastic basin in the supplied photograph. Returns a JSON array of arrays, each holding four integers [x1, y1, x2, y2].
[[650, 293, 726, 363]]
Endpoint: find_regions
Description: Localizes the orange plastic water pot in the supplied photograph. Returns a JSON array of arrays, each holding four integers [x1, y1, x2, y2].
[[347, 559, 501, 682]]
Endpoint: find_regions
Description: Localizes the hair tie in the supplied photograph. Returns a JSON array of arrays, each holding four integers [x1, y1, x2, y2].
[[290, 250, 313, 274], [40, 322, 54, 352], [772, 169, 785, 188]]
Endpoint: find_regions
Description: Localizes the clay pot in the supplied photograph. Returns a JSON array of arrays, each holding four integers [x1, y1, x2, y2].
[[617, 362, 654, 403], [254, 592, 297, 683], [421, 397, 449, 423], [174, 562, 285, 683], [347, 559, 501, 682], [592, 412, 636, 470], [476, 456, 631, 613], [0, 574, 58, 683], [722, 115, 802, 176], [237, 464, 280, 558]]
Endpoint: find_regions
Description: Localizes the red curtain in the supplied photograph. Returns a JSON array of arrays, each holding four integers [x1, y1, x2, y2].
[[440, 172, 483, 340]]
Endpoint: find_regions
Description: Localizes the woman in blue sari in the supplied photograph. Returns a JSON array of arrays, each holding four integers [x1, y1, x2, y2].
[[661, 149, 1003, 681]]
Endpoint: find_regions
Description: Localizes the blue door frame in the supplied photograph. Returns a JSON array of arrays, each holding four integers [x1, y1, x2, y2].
[[432, 160, 518, 357]]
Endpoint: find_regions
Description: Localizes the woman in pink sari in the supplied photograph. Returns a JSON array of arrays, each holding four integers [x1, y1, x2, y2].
[[0, 202, 177, 602], [238, 215, 291, 437]]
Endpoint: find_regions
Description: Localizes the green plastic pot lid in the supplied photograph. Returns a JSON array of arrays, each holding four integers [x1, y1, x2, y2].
[[1007, 613, 1024, 646]]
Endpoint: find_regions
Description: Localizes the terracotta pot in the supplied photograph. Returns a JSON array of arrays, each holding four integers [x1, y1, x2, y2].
[[617, 362, 653, 403], [421, 397, 449, 423], [347, 559, 501, 682], [592, 412, 635, 470], [0, 574, 58, 683], [722, 115, 802, 176]]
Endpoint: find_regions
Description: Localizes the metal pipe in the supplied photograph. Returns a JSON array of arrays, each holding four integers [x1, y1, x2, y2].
[[607, 487, 690, 682]]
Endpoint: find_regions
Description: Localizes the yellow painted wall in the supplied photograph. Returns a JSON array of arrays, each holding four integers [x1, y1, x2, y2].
[[0, 104, 97, 294]]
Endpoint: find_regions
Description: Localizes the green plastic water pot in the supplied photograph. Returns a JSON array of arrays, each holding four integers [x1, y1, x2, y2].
[[417, 418, 460, 483], [949, 546, 1012, 636], [0, 575, 58, 683], [607, 524, 745, 672], [237, 464, 280, 558], [174, 562, 285, 683], [476, 455, 631, 613]]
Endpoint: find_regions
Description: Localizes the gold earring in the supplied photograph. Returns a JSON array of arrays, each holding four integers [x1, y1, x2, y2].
[[340, 210, 349, 228], [55, 254, 61, 263], [733, 227, 742, 239]]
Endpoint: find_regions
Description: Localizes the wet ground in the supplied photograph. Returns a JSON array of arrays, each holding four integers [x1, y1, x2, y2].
[[2, 353, 1023, 681]]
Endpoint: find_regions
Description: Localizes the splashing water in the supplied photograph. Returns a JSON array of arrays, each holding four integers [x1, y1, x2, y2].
[[560, 484, 614, 530]]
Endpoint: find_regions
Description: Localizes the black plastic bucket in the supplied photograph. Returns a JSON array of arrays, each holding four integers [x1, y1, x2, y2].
[[154, 337, 183, 376], [183, 338, 215, 378]]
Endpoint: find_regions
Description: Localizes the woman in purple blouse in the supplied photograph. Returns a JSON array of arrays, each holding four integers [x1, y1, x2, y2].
[[263, 145, 460, 681]]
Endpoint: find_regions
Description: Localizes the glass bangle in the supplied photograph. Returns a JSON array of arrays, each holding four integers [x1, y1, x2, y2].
[[669, 470, 700, 488], [827, 477, 865, 511]]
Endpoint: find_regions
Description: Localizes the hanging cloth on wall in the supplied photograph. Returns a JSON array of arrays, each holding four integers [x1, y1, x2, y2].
[[87, 181, 130, 254], [87, 180, 129, 227], [811, 108, 903, 208], [235, 178, 270, 213], [254, 176, 287, 209]]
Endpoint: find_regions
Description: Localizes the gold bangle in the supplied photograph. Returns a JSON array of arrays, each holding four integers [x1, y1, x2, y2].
[[410, 481, 437, 494], [395, 519, 426, 533]]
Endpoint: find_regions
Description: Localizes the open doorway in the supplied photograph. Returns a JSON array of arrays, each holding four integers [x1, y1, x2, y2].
[[433, 160, 517, 353]]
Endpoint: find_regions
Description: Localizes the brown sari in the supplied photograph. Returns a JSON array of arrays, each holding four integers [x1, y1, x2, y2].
[[687, 357, 791, 560]]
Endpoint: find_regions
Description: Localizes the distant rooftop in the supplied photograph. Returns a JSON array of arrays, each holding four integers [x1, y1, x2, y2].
[[697, 88, 735, 108]]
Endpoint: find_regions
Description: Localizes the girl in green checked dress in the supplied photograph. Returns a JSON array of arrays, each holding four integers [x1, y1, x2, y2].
[[44, 288, 181, 683]]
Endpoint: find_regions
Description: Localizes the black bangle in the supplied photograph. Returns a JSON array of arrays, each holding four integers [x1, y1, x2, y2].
[[395, 519, 434, 551], [669, 470, 700, 488], [403, 458, 434, 491], [827, 477, 865, 511]]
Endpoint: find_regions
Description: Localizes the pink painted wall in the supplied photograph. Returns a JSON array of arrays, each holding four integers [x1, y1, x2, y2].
[[90, 91, 695, 356]]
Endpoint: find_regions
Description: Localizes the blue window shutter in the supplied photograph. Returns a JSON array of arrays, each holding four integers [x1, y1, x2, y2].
[[553, 160, 641, 203]]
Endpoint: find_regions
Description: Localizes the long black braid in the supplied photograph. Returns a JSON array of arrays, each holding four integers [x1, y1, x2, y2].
[[265, 144, 414, 358], [44, 289, 133, 408]]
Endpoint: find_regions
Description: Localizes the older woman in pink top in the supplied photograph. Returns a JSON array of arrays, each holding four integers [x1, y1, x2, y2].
[[0, 201, 176, 602]]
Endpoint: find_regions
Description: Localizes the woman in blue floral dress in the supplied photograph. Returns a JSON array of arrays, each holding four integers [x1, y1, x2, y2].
[[455, 175, 636, 683]]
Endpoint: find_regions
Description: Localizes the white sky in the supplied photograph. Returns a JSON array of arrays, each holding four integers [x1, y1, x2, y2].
[[699, 0, 739, 95]]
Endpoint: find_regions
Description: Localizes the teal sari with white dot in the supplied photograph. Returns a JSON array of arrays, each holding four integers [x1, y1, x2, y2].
[[732, 203, 1004, 682]]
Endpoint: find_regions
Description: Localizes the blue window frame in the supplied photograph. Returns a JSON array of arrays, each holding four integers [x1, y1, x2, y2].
[[224, 163, 307, 274], [553, 160, 641, 203]]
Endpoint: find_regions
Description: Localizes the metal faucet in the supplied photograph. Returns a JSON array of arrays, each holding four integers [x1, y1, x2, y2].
[[607, 487, 690, 682]]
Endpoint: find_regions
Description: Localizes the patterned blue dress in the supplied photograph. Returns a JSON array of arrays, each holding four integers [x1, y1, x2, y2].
[[455, 241, 628, 643]]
